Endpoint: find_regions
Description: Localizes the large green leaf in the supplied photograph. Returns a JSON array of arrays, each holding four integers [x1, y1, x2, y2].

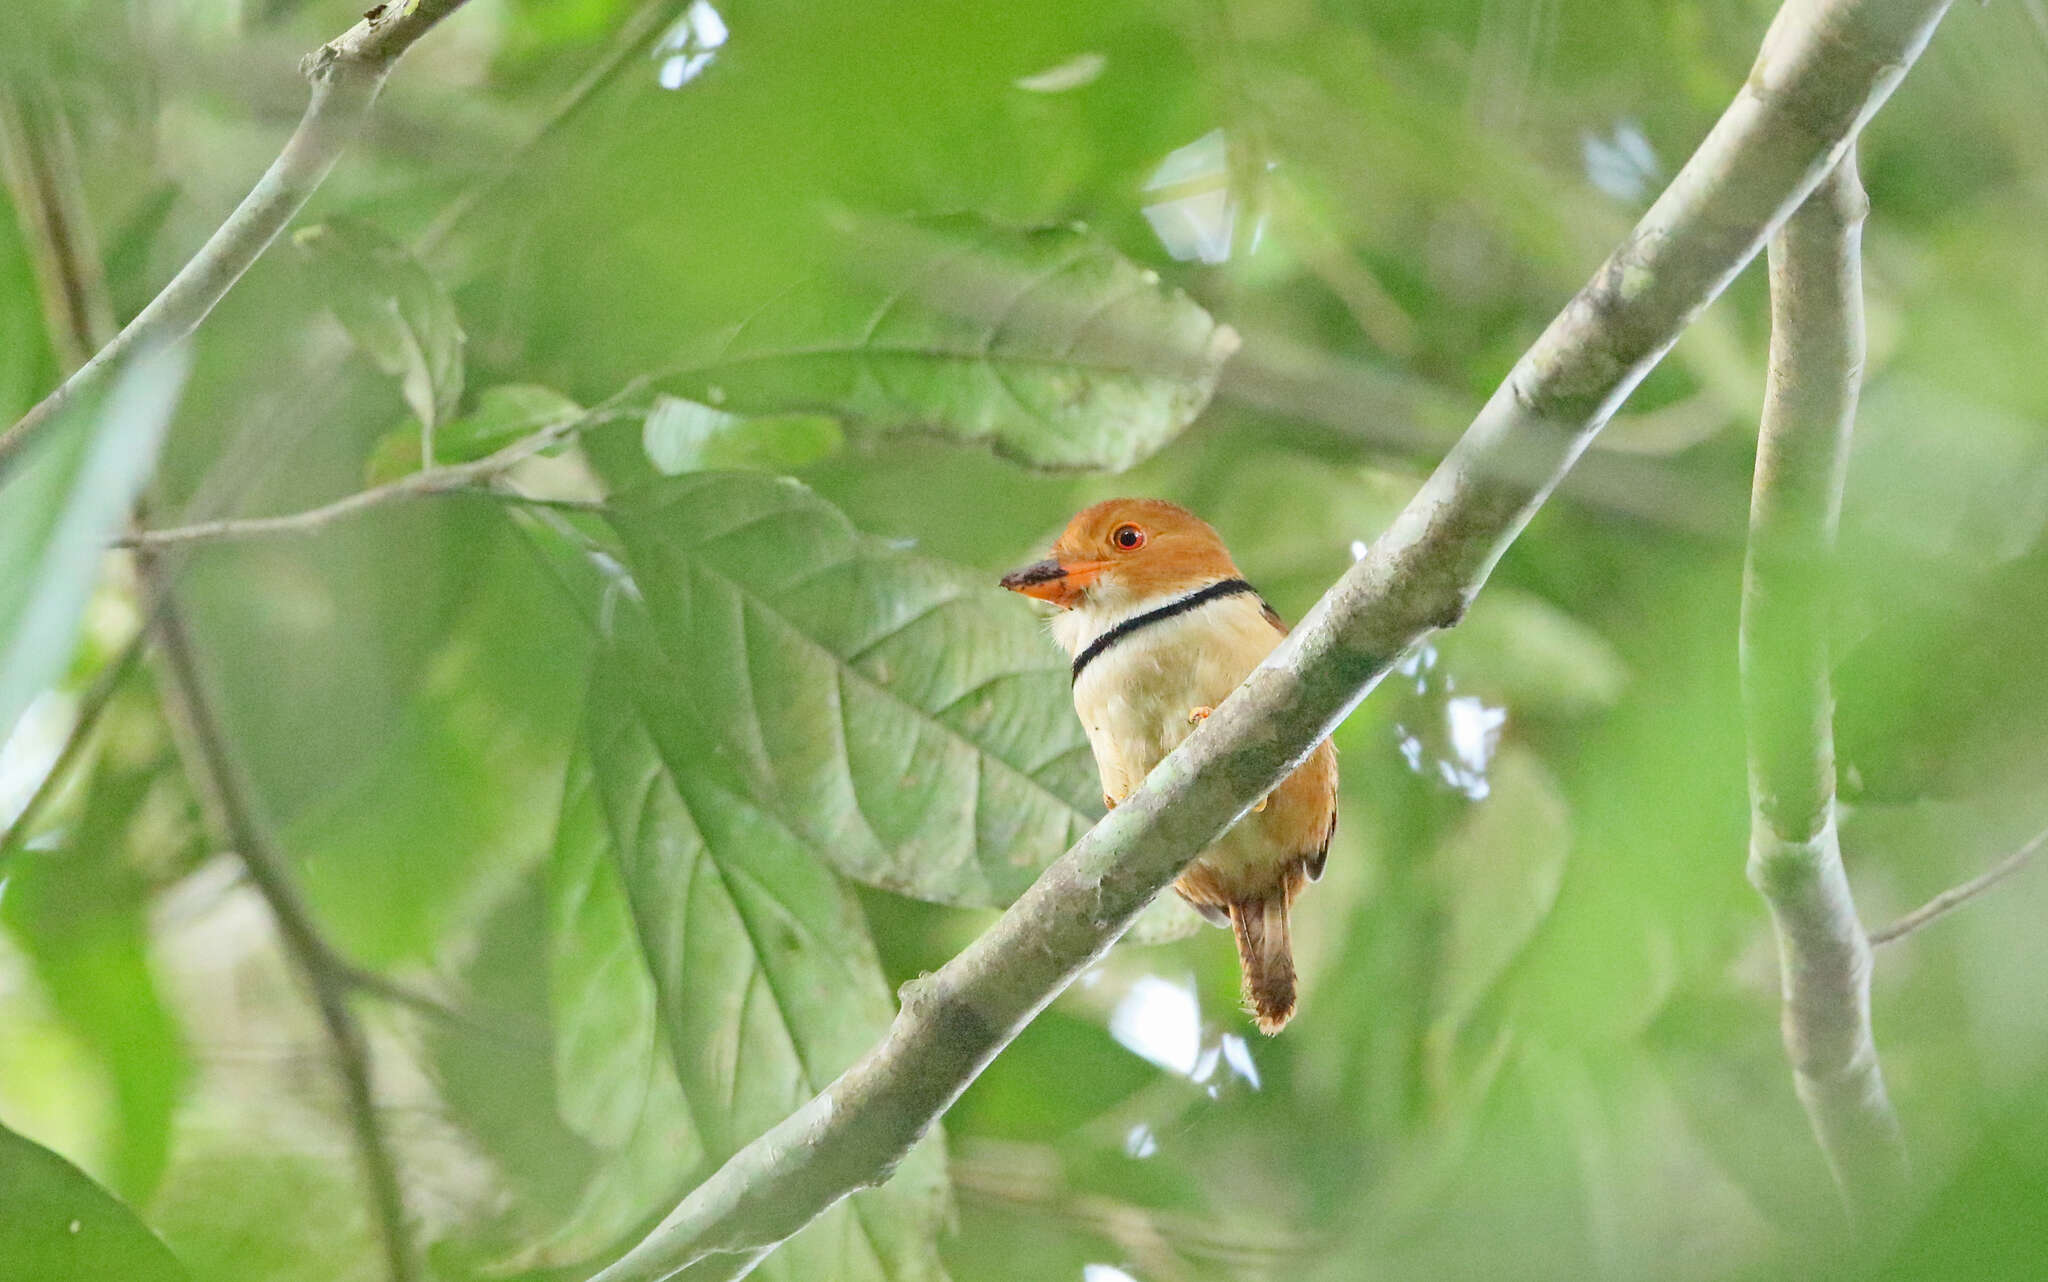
[[0, 345, 186, 742], [659, 215, 1239, 472], [537, 746, 703, 1263], [580, 630, 951, 1281], [608, 471, 1098, 907], [641, 395, 844, 476], [0, 1120, 186, 1282], [607, 471, 1208, 940]]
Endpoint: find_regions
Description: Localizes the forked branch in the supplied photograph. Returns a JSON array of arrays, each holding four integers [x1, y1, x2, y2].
[[0, 0, 477, 484], [1740, 146, 1908, 1221]]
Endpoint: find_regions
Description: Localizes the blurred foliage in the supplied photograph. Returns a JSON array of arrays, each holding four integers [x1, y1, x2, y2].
[[0, 1119, 186, 1282], [2, 1, 2047, 1281], [293, 219, 466, 437], [0, 346, 185, 735]]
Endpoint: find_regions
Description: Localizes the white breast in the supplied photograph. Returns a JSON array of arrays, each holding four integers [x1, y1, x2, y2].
[[1055, 588, 1280, 803]]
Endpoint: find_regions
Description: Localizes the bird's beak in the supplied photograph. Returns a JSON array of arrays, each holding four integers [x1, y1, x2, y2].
[[999, 558, 1111, 609]]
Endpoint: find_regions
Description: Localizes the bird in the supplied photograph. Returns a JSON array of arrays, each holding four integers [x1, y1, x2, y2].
[[1000, 498, 1337, 1033]]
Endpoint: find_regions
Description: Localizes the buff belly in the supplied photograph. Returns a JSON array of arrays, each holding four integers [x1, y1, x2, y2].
[[1068, 593, 1289, 890]]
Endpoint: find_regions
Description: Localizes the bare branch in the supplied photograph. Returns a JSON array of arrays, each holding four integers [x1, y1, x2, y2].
[[148, 587, 418, 1282], [119, 394, 639, 550], [122, 427, 568, 548], [1740, 145, 1909, 1222], [1869, 826, 2048, 946], [0, 0, 478, 485], [589, 2, 1955, 1277]]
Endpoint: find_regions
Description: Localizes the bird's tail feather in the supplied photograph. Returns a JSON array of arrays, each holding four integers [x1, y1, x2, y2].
[[1229, 894, 1297, 1035]]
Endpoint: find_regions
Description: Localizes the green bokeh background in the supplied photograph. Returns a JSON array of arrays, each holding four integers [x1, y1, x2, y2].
[[2, 1, 2046, 1280]]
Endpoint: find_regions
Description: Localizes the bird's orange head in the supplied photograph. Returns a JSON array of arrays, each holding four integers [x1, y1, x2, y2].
[[999, 498, 1241, 609]]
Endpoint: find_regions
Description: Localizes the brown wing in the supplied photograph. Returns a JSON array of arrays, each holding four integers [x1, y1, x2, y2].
[[1173, 888, 1231, 928], [1173, 591, 1337, 918], [1258, 595, 1337, 880], [1281, 737, 1338, 882], [1259, 597, 1287, 635], [1246, 595, 1337, 881]]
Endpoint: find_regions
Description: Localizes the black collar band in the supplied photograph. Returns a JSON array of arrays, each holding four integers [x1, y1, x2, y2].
[[1071, 578, 1259, 685]]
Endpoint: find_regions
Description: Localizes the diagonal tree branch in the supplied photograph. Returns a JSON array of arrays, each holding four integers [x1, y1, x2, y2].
[[588, 1, 1954, 1277], [0, 0, 477, 485], [1740, 145, 1909, 1221]]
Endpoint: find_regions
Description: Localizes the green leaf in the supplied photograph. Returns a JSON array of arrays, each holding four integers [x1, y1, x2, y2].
[[446, 383, 582, 457], [0, 198, 55, 421], [0, 1121, 186, 1282], [606, 472, 1097, 907], [363, 383, 584, 483], [0, 344, 187, 742], [536, 746, 703, 1261], [641, 395, 843, 476], [582, 628, 951, 1280], [279, 520, 592, 965], [293, 219, 465, 431], [662, 215, 1239, 472], [607, 471, 1207, 939], [102, 183, 181, 318], [0, 761, 190, 1200]]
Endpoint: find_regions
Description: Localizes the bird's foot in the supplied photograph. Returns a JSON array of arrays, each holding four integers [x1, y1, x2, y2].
[[1187, 705, 1214, 725], [1252, 795, 1269, 813], [1103, 794, 1118, 811]]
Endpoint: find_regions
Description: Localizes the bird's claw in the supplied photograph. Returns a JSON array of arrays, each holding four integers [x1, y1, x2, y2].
[[1187, 705, 1214, 725], [1252, 795, 1268, 813], [1103, 794, 1118, 811]]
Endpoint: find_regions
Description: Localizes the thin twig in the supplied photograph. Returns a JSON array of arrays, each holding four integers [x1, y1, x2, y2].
[[0, 0, 478, 485], [1739, 145, 1908, 1221], [464, 489, 610, 514], [143, 3, 665, 549], [0, 79, 115, 368], [121, 433, 560, 547], [0, 41, 458, 1279], [119, 395, 641, 550], [331, 956, 550, 1049], [589, 2, 1955, 1276], [147, 585, 418, 1282], [1869, 826, 2048, 945]]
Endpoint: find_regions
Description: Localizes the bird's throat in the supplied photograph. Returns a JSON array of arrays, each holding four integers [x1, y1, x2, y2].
[[1065, 578, 1260, 685]]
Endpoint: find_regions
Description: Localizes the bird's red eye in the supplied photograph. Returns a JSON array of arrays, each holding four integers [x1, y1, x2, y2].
[[1111, 524, 1146, 551]]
